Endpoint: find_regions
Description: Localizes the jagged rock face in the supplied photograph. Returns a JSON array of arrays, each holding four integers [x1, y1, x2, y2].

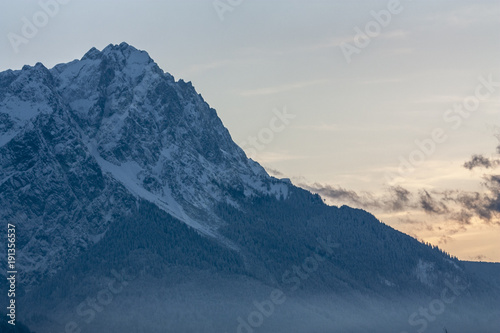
[[0, 43, 288, 286], [51, 43, 288, 213]]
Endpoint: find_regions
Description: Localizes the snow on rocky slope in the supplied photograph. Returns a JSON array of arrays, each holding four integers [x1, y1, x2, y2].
[[0, 42, 288, 286]]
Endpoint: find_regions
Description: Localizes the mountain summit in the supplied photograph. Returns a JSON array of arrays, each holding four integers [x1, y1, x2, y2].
[[0, 44, 498, 333], [0, 42, 286, 282]]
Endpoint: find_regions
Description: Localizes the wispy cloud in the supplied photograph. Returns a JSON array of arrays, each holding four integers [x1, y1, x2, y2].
[[184, 58, 257, 75], [249, 151, 307, 164], [411, 94, 466, 105], [463, 154, 500, 170], [310, 29, 410, 51], [293, 123, 415, 132], [419, 190, 448, 215], [304, 180, 500, 226], [299, 183, 416, 213], [264, 166, 284, 177], [183, 59, 232, 75], [424, 3, 500, 29], [293, 124, 343, 132], [360, 77, 407, 85], [378, 47, 415, 57], [299, 139, 500, 226], [238, 79, 329, 97], [380, 29, 410, 40], [469, 254, 489, 261]]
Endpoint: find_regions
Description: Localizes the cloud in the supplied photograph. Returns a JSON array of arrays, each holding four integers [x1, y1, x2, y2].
[[183, 58, 260, 76], [453, 137, 500, 223], [360, 77, 407, 85], [470, 254, 488, 261], [298, 140, 500, 227], [300, 183, 416, 213], [452, 191, 493, 222], [301, 176, 499, 225], [419, 190, 448, 215], [381, 29, 411, 40], [249, 151, 306, 164], [439, 235, 453, 244], [264, 166, 284, 177], [238, 79, 328, 97], [300, 183, 363, 204], [293, 124, 343, 132], [463, 154, 499, 170], [449, 209, 474, 225], [485, 175, 500, 213], [424, 3, 500, 29], [387, 186, 412, 211], [293, 123, 411, 132]]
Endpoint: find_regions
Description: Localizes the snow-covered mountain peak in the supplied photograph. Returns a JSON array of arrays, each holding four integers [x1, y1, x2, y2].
[[81, 42, 154, 66], [0, 44, 290, 282]]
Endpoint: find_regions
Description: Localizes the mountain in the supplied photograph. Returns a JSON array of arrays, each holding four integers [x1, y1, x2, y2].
[[0, 43, 498, 333]]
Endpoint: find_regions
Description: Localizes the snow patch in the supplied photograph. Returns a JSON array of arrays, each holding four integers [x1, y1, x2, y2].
[[85, 139, 217, 239]]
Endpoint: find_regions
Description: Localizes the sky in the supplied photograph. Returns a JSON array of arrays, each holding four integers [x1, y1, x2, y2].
[[1, 0, 499, 261]]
